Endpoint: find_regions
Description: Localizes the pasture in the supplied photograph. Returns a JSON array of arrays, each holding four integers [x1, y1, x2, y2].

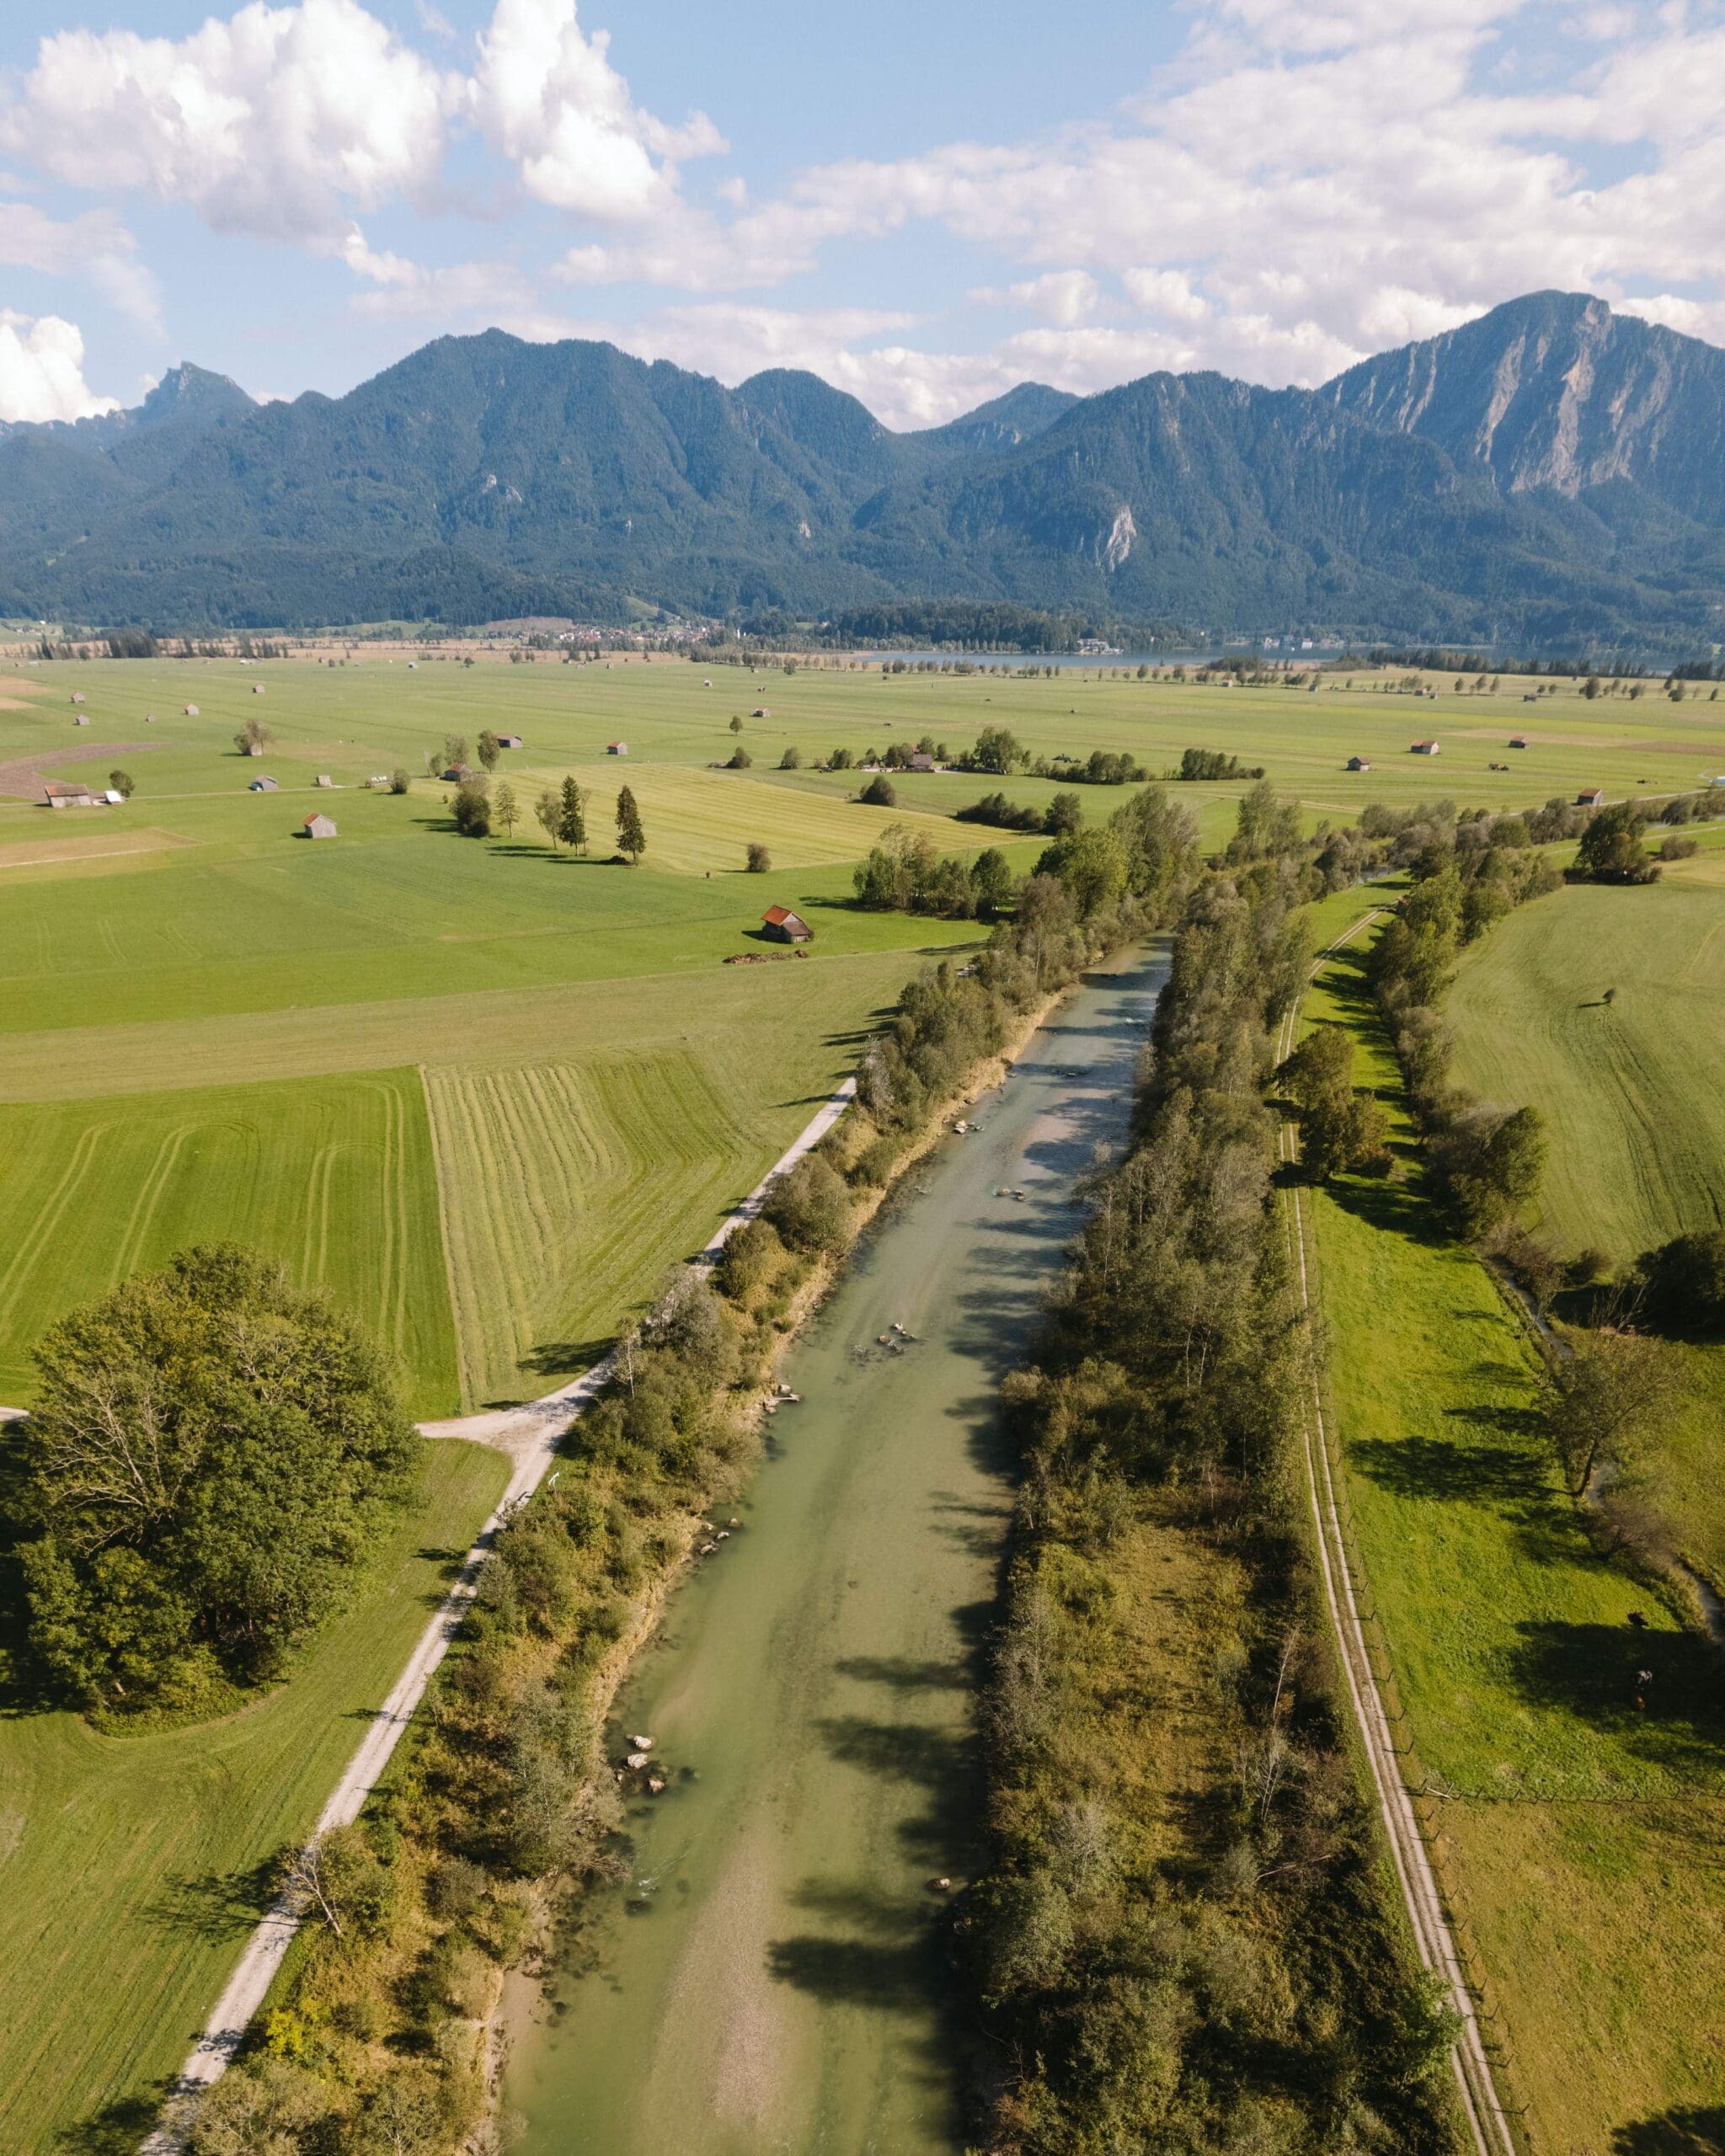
[[1300, 930, 1725, 2153], [0, 1438, 510, 2156], [1447, 873, 1725, 1597]]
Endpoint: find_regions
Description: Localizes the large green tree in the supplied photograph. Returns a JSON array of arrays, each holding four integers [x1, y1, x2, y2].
[[557, 775, 587, 853], [1574, 802, 1657, 884], [5, 1245, 415, 1705]]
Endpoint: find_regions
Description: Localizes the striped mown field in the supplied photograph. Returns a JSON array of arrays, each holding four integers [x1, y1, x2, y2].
[[427, 1049, 761, 1406], [0, 1068, 458, 1416]]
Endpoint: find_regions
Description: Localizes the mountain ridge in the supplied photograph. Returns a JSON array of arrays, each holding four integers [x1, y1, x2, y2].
[[3, 292, 1722, 653]]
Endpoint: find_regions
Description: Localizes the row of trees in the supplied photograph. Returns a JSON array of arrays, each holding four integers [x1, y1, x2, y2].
[[970, 806, 1461, 2153], [449, 774, 646, 860]]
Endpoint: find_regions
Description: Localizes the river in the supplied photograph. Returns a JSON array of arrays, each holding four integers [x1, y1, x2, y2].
[[505, 947, 1166, 2156]]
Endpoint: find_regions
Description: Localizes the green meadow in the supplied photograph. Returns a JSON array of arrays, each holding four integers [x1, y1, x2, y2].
[[1300, 923, 1725, 2154]]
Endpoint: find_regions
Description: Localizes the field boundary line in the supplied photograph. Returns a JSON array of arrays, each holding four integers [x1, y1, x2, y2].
[[1276, 911, 1517, 2156], [141, 1075, 857, 2153]]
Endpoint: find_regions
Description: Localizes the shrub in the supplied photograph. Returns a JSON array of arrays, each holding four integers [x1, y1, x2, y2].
[[727, 746, 752, 769], [859, 773, 896, 807], [389, 766, 410, 793], [778, 745, 801, 769], [763, 1154, 853, 1255], [745, 841, 771, 873]]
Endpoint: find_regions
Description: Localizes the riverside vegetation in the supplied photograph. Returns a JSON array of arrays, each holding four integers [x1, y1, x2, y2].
[[968, 796, 1464, 2156], [169, 804, 1188, 2156]]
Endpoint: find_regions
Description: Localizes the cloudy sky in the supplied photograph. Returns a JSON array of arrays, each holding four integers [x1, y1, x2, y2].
[[3, 0, 1724, 429]]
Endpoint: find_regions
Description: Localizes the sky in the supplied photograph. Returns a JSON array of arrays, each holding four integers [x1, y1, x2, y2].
[[3, 0, 1725, 430]]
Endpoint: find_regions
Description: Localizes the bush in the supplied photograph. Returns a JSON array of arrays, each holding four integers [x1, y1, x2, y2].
[[859, 773, 896, 806], [778, 746, 801, 769], [763, 1154, 853, 1255], [745, 841, 771, 873], [389, 766, 410, 794], [1658, 833, 1699, 861], [727, 746, 752, 769], [451, 777, 491, 836]]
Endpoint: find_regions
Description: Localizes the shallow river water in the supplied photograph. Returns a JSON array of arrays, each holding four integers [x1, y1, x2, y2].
[[505, 947, 1166, 2156]]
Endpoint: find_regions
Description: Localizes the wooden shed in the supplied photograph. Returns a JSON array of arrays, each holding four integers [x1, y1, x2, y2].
[[41, 781, 98, 808], [761, 904, 812, 943], [1410, 739, 1440, 755], [496, 733, 524, 749], [1347, 755, 1371, 771], [303, 813, 337, 839], [1576, 787, 1606, 808], [248, 775, 279, 792]]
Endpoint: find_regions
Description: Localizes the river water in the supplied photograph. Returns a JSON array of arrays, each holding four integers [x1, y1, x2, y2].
[[505, 947, 1165, 2156]]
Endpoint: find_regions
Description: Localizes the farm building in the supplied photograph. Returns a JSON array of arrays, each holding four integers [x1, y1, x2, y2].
[[72, 713, 89, 726], [1576, 787, 1606, 808], [1509, 734, 1529, 748], [607, 741, 628, 755], [761, 904, 812, 943], [303, 813, 337, 839], [1347, 755, 1372, 771], [751, 706, 770, 718], [103, 789, 126, 805], [184, 703, 200, 716], [248, 775, 279, 792], [247, 744, 264, 755], [496, 733, 524, 749], [441, 763, 474, 782], [69, 692, 85, 704], [1410, 739, 1440, 755], [315, 774, 334, 788], [907, 752, 936, 772], [41, 782, 99, 808], [252, 684, 265, 694]]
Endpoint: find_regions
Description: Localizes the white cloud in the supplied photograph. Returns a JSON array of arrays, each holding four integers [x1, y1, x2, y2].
[[1, 0, 454, 244], [0, 200, 163, 334], [469, 0, 723, 221], [971, 270, 1102, 327], [0, 312, 116, 424]]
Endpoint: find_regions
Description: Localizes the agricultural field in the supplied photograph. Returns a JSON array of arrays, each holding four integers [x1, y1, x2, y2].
[[1300, 927, 1725, 2155], [1448, 872, 1725, 1599]]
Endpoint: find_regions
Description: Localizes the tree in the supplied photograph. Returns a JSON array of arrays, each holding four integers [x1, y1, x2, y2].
[[477, 728, 500, 771], [1278, 1025, 1390, 1181], [536, 787, 561, 846], [1227, 777, 1302, 862], [442, 732, 468, 771], [1574, 803, 1658, 884], [616, 784, 646, 862], [972, 725, 1025, 775], [969, 846, 1016, 919], [1430, 1102, 1546, 1237], [745, 841, 771, 873], [778, 745, 802, 769], [829, 747, 854, 771], [1044, 790, 1082, 837], [108, 769, 135, 799], [451, 778, 490, 836], [1035, 827, 1127, 917], [859, 773, 896, 806], [728, 745, 752, 769], [493, 780, 519, 837], [6, 1244, 414, 1705], [729, 714, 744, 734], [388, 767, 410, 795], [1541, 1331, 1677, 1497], [1111, 785, 1199, 912], [557, 776, 587, 853], [233, 715, 271, 755], [1633, 1230, 1725, 1334]]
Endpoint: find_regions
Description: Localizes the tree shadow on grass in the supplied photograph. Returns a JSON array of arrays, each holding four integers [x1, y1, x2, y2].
[[1503, 1620, 1725, 1778], [513, 1336, 615, 1385], [139, 1851, 278, 1941], [1350, 1431, 1545, 1505], [54, 2084, 174, 2154], [1614, 2108, 1725, 2153]]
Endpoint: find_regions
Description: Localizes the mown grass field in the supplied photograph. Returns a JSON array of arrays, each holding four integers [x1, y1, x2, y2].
[[1448, 873, 1725, 1601], [0, 1068, 458, 1416], [1301, 930, 1725, 2155], [0, 1438, 510, 2156]]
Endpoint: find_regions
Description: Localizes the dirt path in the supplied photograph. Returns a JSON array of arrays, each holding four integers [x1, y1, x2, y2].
[[140, 1080, 857, 2153], [1276, 915, 1515, 2156]]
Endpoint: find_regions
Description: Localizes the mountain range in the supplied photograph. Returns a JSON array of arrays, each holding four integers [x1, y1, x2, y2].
[[4, 291, 1725, 654]]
